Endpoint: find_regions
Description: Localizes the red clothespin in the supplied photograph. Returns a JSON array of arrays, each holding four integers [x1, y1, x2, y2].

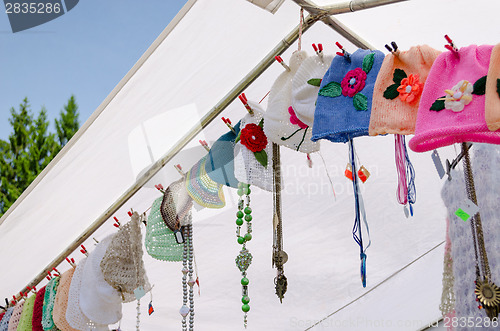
[[66, 257, 76, 268], [274, 55, 290, 72], [312, 43, 324, 60], [127, 210, 133, 217], [174, 164, 185, 177], [199, 140, 210, 152], [52, 267, 60, 277], [26, 286, 36, 294], [238, 93, 254, 115], [80, 244, 89, 256], [221, 117, 237, 134], [154, 184, 164, 193], [444, 35, 458, 52], [335, 42, 351, 61], [113, 216, 121, 228]]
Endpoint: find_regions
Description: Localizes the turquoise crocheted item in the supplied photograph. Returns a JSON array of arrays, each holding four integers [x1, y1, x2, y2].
[[42, 277, 60, 331]]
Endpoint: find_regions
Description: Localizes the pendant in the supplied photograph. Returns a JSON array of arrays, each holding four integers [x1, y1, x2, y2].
[[275, 274, 288, 303], [475, 278, 500, 320]]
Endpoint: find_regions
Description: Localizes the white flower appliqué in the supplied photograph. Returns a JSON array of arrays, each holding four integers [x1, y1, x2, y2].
[[443, 80, 473, 112]]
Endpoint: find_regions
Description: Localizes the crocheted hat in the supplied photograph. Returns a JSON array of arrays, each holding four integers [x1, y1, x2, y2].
[[145, 196, 184, 262], [100, 212, 151, 303], [0, 313, 4, 329], [485, 43, 500, 131], [79, 235, 122, 325], [234, 101, 276, 192], [52, 269, 78, 331], [291, 53, 334, 127], [7, 301, 24, 331], [16, 293, 35, 330], [0, 307, 14, 331], [369, 45, 441, 135], [205, 121, 241, 188], [264, 51, 320, 153], [42, 276, 59, 331], [161, 178, 193, 232], [409, 45, 500, 152], [31, 286, 46, 331], [185, 155, 225, 209], [312, 49, 385, 143]]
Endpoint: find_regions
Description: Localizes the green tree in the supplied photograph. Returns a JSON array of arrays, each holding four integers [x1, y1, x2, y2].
[[55, 95, 79, 151]]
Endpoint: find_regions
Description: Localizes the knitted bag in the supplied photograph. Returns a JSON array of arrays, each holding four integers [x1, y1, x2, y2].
[[7, 301, 24, 331], [185, 155, 225, 209], [100, 212, 151, 303], [441, 143, 500, 331], [161, 178, 193, 232], [204, 121, 241, 188], [485, 43, 500, 131], [42, 277, 59, 331], [0, 314, 4, 328], [369, 45, 441, 135], [145, 197, 184, 262], [291, 53, 334, 127], [263, 50, 319, 153], [79, 235, 122, 325], [0, 307, 14, 331], [312, 49, 385, 143], [52, 269, 78, 331], [31, 286, 46, 331], [409, 45, 500, 152], [234, 101, 275, 192], [16, 293, 35, 331]]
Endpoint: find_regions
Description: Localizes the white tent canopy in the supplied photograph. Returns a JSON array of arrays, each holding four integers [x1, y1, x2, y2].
[[2, 0, 500, 329]]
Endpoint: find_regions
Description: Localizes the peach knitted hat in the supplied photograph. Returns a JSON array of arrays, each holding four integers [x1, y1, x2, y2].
[[52, 268, 78, 331], [485, 43, 500, 131], [369, 45, 441, 135]]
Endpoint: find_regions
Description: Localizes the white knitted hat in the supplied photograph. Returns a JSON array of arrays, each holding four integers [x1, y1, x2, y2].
[[234, 101, 275, 192], [264, 51, 319, 153], [291, 53, 334, 127], [100, 212, 151, 303], [79, 235, 122, 325]]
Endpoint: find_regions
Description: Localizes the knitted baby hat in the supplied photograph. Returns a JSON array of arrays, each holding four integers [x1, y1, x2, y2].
[[0, 307, 14, 331], [409, 45, 500, 152], [145, 196, 184, 262], [80, 235, 122, 325], [0, 313, 4, 329], [16, 293, 35, 331], [100, 212, 151, 303], [312, 49, 385, 143], [161, 177, 193, 232], [234, 101, 276, 192], [485, 43, 500, 131], [205, 121, 241, 188], [369, 45, 441, 135], [42, 276, 59, 331], [263, 50, 320, 153], [7, 300, 24, 331], [31, 286, 46, 331], [185, 155, 225, 209], [52, 268, 78, 331], [292, 53, 334, 127]]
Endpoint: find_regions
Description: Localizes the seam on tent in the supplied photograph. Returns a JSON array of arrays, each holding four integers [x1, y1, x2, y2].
[[0, 0, 198, 226]]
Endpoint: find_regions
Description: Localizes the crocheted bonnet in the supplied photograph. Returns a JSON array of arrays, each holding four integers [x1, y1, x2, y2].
[[145, 196, 184, 262], [263, 50, 319, 153], [409, 45, 500, 152], [161, 177, 193, 232], [52, 269, 78, 331], [79, 235, 122, 325], [16, 293, 35, 331], [7, 300, 24, 331], [31, 286, 45, 331], [234, 101, 276, 192], [205, 121, 241, 188], [485, 43, 500, 131], [0, 307, 14, 331], [42, 276, 59, 331], [100, 212, 151, 303], [312, 49, 385, 143], [369, 45, 441, 135], [291, 53, 334, 127], [185, 155, 225, 209]]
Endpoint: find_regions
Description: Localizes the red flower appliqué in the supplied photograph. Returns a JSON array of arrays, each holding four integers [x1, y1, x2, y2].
[[240, 123, 268, 153], [341, 68, 367, 98], [288, 107, 308, 129]]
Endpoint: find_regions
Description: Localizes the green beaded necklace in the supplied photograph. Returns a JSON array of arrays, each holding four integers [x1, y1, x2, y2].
[[235, 182, 253, 328]]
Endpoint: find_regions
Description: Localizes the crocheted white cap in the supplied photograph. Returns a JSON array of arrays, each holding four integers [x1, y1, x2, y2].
[[80, 235, 122, 325], [100, 212, 151, 303], [234, 101, 276, 192], [264, 51, 319, 154], [291, 53, 334, 127]]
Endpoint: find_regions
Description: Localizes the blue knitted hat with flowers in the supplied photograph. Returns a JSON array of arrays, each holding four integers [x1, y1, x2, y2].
[[312, 49, 385, 143]]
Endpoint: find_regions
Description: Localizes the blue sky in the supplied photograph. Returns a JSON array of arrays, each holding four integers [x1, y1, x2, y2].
[[0, 0, 187, 139]]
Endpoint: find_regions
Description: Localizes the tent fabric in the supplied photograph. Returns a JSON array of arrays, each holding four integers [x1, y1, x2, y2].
[[1, 0, 500, 330]]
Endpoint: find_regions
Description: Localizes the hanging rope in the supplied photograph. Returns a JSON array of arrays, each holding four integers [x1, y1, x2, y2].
[[395, 134, 416, 215], [298, 8, 304, 51]]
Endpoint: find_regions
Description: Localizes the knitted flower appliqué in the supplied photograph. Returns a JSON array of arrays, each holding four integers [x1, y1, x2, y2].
[[236, 120, 268, 168], [383, 69, 423, 104], [430, 76, 486, 112], [318, 52, 375, 111], [288, 107, 308, 129]]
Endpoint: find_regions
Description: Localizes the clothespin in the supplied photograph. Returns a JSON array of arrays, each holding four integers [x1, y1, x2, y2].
[[46, 271, 53, 280], [312, 43, 324, 61], [444, 35, 458, 52], [12, 295, 17, 304], [26, 286, 36, 294], [174, 164, 185, 177], [238, 93, 254, 115], [221, 117, 237, 134], [113, 216, 121, 228], [80, 244, 89, 256], [199, 140, 210, 152], [384, 41, 400, 56], [52, 267, 60, 277], [274, 55, 290, 71], [154, 183, 164, 193], [335, 42, 351, 61], [66, 257, 76, 268]]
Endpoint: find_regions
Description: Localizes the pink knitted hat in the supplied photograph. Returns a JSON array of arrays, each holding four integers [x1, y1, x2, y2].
[[485, 43, 500, 131], [369, 45, 441, 135], [409, 45, 500, 152]]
